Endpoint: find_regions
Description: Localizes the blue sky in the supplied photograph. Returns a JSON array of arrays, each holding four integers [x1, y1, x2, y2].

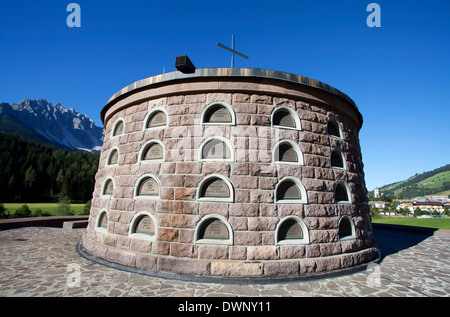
[[1, 0, 449, 191]]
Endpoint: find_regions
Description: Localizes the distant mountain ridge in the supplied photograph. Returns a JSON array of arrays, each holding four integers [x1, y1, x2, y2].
[[0, 98, 103, 151], [372, 164, 450, 199]]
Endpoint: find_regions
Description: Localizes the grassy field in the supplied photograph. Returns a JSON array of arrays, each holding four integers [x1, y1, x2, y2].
[[435, 189, 450, 196], [372, 217, 450, 230], [419, 170, 450, 189], [2, 203, 86, 216]]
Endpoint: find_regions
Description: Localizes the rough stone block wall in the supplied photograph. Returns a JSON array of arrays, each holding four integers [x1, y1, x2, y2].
[[82, 72, 378, 278]]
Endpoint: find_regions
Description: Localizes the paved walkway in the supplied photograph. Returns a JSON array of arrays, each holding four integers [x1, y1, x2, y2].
[[0, 226, 449, 297]]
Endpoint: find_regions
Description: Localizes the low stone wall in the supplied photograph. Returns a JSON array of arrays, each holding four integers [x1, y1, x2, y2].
[[0, 216, 89, 230]]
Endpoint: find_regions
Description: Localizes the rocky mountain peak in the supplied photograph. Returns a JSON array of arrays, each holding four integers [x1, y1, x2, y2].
[[0, 99, 104, 152]]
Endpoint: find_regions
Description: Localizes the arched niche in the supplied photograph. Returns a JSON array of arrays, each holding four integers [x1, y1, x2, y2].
[[95, 210, 108, 233], [271, 107, 301, 130], [139, 140, 165, 162], [144, 108, 168, 129], [275, 177, 307, 204], [335, 181, 351, 203], [327, 116, 342, 138], [330, 147, 346, 169], [195, 214, 233, 245], [107, 147, 119, 166], [197, 175, 234, 203], [275, 216, 310, 245], [102, 177, 114, 197], [338, 215, 355, 240], [201, 102, 236, 125], [129, 211, 157, 241], [273, 140, 304, 165], [199, 137, 234, 162], [134, 175, 161, 199], [111, 118, 125, 138]]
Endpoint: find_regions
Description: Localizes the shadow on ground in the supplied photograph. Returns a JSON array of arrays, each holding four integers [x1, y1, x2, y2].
[[373, 224, 434, 259]]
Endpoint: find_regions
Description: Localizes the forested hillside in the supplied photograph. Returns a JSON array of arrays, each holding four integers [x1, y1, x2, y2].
[[373, 164, 450, 199], [0, 133, 99, 203]]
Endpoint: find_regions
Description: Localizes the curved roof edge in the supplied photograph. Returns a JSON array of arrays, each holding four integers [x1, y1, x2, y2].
[[103, 68, 361, 125]]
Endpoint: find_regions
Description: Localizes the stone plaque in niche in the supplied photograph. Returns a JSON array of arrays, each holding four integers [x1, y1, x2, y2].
[[143, 143, 163, 160], [202, 140, 230, 159], [148, 111, 166, 128], [274, 111, 295, 128], [279, 220, 303, 240], [202, 219, 229, 239], [279, 144, 298, 162], [278, 182, 301, 200], [135, 216, 155, 235], [139, 178, 159, 196], [206, 106, 232, 123], [109, 149, 118, 165], [104, 179, 114, 195], [113, 121, 123, 136], [203, 179, 230, 198], [99, 213, 108, 229]]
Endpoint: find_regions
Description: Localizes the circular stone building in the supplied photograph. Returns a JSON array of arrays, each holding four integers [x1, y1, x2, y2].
[[80, 68, 378, 279]]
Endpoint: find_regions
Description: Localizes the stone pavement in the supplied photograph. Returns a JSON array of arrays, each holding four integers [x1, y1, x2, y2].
[[0, 226, 449, 297]]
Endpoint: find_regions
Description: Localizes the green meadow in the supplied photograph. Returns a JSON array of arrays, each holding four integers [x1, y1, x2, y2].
[[2, 203, 86, 217], [372, 217, 450, 230]]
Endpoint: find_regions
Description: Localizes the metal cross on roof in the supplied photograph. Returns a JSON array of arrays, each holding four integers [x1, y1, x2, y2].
[[216, 35, 249, 68]]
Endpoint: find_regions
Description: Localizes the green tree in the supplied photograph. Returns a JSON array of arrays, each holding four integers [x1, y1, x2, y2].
[[0, 203, 8, 219], [24, 166, 36, 188], [14, 204, 32, 218], [56, 196, 73, 216], [398, 207, 410, 216], [56, 168, 64, 188], [370, 205, 381, 219], [414, 207, 424, 217], [83, 200, 91, 215], [33, 208, 43, 217]]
